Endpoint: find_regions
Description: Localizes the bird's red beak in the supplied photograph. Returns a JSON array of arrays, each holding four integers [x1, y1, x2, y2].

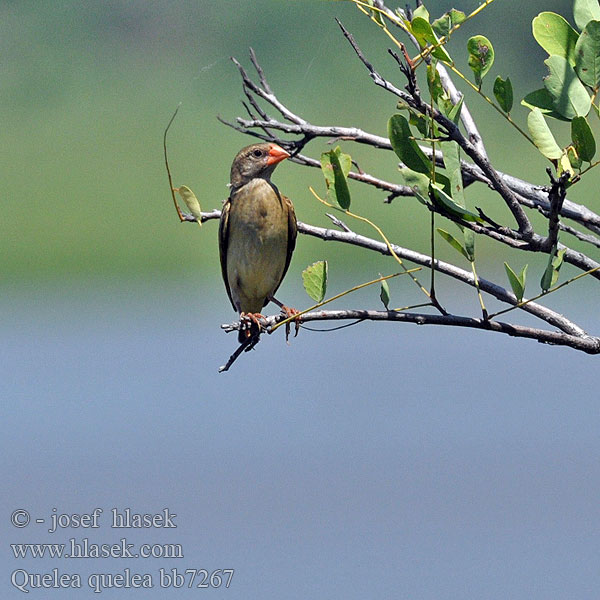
[[266, 144, 291, 166]]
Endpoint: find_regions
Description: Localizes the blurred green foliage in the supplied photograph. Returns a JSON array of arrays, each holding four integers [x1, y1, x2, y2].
[[2, 0, 590, 297]]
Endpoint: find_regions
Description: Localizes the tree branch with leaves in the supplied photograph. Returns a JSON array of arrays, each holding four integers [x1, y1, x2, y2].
[[166, 0, 600, 370]]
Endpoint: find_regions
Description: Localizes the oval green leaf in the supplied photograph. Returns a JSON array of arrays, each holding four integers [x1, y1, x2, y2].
[[398, 167, 430, 205], [388, 114, 432, 175], [544, 55, 591, 118], [574, 0, 600, 31], [571, 115, 596, 161], [527, 108, 563, 159], [412, 4, 429, 22], [493, 76, 514, 113], [467, 35, 495, 87], [302, 260, 328, 303], [521, 88, 570, 121], [432, 9, 466, 38], [427, 64, 445, 102], [411, 17, 452, 64], [532, 12, 579, 66], [430, 183, 484, 223], [177, 185, 202, 224], [379, 275, 390, 310], [320, 147, 351, 209], [574, 20, 600, 89]]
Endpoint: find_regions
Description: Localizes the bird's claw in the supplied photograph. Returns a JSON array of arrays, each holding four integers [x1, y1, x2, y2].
[[239, 312, 266, 341], [280, 305, 302, 342]]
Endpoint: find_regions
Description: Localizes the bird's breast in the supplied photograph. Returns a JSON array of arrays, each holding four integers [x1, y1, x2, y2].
[[229, 178, 286, 238], [226, 178, 289, 313]]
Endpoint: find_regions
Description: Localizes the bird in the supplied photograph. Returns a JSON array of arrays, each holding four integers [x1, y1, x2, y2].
[[219, 142, 298, 343]]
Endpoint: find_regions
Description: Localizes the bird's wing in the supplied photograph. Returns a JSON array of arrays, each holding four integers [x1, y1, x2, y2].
[[283, 194, 297, 279], [264, 193, 297, 307], [218, 198, 237, 311]]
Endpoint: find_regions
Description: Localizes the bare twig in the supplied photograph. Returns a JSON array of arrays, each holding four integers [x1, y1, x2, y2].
[[164, 104, 185, 222], [218, 335, 260, 373]]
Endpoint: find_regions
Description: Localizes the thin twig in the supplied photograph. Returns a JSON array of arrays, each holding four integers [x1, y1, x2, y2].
[[164, 104, 184, 222]]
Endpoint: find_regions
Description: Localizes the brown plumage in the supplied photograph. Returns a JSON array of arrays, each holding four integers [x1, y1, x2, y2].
[[219, 143, 297, 342]]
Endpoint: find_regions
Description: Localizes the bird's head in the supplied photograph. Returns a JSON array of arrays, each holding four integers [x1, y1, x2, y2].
[[229, 143, 290, 189]]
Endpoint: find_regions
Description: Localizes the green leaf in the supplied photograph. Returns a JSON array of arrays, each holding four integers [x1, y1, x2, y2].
[[398, 167, 430, 205], [302, 260, 328, 303], [409, 112, 429, 137], [571, 116, 596, 161], [521, 88, 570, 121], [432, 9, 466, 38], [440, 138, 472, 258], [427, 64, 445, 102], [320, 146, 351, 209], [540, 247, 567, 292], [567, 145, 583, 169], [504, 262, 528, 302], [463, 228, 475, 262], [379, 275, 390, 310], [442, 96, 464, 123], [527, 108, 563, 160], [437, 228, 471, 261], [429, 183, 484, 223], [574, 20, 600, 89], [389, 115, 451, 194], [574, 0, 600, 31], [558, 149, 576, 178], [544, 55, 592, 118], [440, 139, 465, 207], [493, 76, 514, 113], [412, 4, 429, 22], [411, 17, 452, 64], [532, 12, 579, 66], [467, 35, 495, 87], [176, 185, 202, 225], [364, 0, 384, 25], [388, 114, 433, 175]]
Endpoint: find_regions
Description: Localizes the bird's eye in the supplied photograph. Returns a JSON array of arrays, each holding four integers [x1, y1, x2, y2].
[[252, 149, 263, 158]]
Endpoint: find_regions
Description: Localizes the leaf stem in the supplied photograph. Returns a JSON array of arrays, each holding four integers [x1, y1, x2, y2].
[[446, 64, 534, 144], [271, 270, 420, 333], [308, 186, 432, 299], [471, 260, 488, 319], [488, 265, 600, 319]]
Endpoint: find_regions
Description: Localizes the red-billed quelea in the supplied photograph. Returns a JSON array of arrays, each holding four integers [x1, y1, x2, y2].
[[219, 143, 298, 342]]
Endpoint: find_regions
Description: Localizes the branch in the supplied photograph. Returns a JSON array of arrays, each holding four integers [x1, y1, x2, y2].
[[220, 310, 600, 355], [230, 114, 600, 238], [334, 18, 533, 237], [542, 168, 569, 251], [224, 46, 600, 238], [188, 209, 589, 338]]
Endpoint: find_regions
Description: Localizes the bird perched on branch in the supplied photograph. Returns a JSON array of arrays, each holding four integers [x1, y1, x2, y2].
[[219, 142, 298, 343]]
